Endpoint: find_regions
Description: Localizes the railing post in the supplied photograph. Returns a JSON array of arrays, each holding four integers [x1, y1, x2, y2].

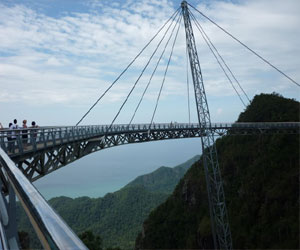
[[76, 128, 79, 140], [42, 129, 47, 148], [46, 129, 50, 141], [52, 130, 56, 146], [0, 133, 6, 153], [30, 129, 37, 151], [17, 133, 23, 154], [66, 128, 70, 143], [72, 127, 75, 141], [59, 128, 62, 143]]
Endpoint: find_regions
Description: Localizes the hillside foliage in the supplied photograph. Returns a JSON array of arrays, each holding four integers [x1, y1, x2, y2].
[[135, 93, 299, 249], [17, 156, 199, 249]]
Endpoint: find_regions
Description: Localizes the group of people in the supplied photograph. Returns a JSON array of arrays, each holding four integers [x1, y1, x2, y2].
[[2, 119, 39, 153]]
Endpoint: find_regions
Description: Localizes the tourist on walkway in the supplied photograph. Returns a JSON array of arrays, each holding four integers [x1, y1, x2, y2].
[[31, 121, 38, 129], [10, 119, 19, 152], [7, 123, 13, 152], [12, 119, 18, 130], [22, 120, 28, 148], [30, 121, 39, 145]]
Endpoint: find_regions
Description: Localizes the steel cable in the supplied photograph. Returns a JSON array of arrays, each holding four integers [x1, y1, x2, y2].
[[108, 10, 181, 130], [189, 10, 247, 107], [188, 3, 299, 88], [75, 7, 181, 126], [129, 12, 182, 125], [189, 10, 250, 103], [149, 14, 183, 130]]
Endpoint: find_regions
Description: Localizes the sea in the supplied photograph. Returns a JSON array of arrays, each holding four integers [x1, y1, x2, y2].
[[34, 138, 202, 200]]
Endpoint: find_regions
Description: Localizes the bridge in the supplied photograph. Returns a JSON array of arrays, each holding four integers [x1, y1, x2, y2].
[[0, 1, 299, 250], [0, 122, 298, 182], [0, 121, 298, 249]]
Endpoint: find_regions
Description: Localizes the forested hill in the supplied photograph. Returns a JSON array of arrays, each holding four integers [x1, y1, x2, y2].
[[125, 155, 200, 193], [17, 155, 199, 249], [238, 93, 299, 122], [135, 93, 299, 249]]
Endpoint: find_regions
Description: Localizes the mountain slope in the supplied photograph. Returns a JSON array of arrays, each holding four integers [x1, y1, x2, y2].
[[17, 155, 199, 249], [135, 93, 299, 249], [125, 155, 200, 193], [49, 186, 167, 249]]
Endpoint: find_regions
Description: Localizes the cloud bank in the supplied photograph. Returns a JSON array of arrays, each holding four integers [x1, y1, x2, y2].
[[0, 0, 299, 124]]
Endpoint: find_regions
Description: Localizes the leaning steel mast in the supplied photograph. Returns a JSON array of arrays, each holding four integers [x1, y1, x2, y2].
[[181, 1, 232, 249]]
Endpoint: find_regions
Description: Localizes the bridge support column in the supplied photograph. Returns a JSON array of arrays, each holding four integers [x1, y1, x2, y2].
[[181, 1, 232, 249]]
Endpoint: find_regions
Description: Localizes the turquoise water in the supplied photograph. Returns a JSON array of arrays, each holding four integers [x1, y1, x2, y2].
[[34, 138, 202, 200]]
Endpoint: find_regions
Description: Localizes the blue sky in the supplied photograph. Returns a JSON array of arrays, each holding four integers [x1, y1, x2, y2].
[[1, 0, 299, 127], [1, 0, 299, 198]]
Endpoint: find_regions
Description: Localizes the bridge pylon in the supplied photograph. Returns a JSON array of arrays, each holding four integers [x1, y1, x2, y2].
[[181, 1, 232, 249]]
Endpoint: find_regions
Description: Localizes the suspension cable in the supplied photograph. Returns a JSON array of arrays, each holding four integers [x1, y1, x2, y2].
[[189, 10, 247, 107], [149, 14, 183, 130], [129, 12, 182, 125], [108, 10, 181, 130], [188, 3, 299, 88], [75, 7, 181, 126], [186, 44, 191, 124], [189, 10, 250, 103]]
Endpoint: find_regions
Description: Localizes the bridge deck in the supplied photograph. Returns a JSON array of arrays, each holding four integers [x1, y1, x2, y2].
[[0, 122, 298, 160]]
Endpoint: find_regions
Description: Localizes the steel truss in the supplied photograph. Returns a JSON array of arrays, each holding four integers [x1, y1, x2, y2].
[[9, 127, 208, 183], [182, 1, 232, 248], [0, 122, 296, 186]]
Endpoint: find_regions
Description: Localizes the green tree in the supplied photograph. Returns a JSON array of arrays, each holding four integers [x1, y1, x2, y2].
[[135, 93, 299, 249], [79, 230, 102, 250]]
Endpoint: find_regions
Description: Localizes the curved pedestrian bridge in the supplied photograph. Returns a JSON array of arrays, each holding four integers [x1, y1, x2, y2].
[[0, 122, 298, 182], [1, 122, 299, 157], [0, 122, 298, 250]]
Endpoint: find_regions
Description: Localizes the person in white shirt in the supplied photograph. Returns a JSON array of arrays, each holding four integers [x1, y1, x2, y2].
[[10, 119, 19, 152], [11, 119, 19, 138]]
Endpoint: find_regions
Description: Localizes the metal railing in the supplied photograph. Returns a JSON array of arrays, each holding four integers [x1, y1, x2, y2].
[[0, 122, 299, 157], [0, 147, 88, 250]]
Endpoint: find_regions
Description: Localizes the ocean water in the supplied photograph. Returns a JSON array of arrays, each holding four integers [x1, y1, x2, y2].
[[34, 138, 202, 200]]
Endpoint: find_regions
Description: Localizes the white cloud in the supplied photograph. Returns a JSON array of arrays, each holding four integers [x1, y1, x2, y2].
[[0, 0, 299, 125]]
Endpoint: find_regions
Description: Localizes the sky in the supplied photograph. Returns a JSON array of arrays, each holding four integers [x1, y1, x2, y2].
[[1, 0, 299, 198], [0, 0, 299, 127]]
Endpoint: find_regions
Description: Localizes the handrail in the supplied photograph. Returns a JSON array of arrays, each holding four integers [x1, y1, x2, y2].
[[0, 122, 299, 157], [0, 122, 299, 132], [0, 221, 8, 250], [0, 148, 88, 250]]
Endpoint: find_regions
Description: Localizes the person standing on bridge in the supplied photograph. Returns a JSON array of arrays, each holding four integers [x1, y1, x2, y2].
[[31, 121, 38, 129], [11, 119, 19, 130], [7, 123, 13, 153], [11, 119, 19, 152], [30, 121, 39, 145], [22, 120, 28, 148]]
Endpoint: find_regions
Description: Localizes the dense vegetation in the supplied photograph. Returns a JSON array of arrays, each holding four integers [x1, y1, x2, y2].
[[17, 156, 199, 249], [125, 155, 200, 193], [135, 93, 299, 249], [79, 231, 103, 250]]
